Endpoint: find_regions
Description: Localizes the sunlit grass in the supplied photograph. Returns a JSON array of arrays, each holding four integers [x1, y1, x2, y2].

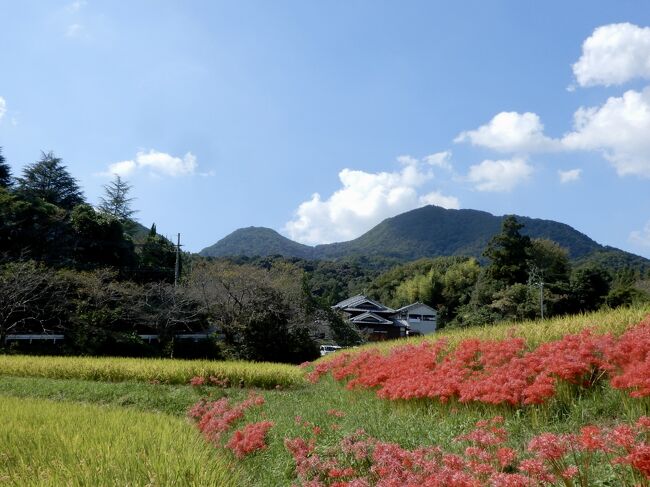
[[328, 304, 650, 357], [0, 396, 245, 486], [0, 354, 305, 388]]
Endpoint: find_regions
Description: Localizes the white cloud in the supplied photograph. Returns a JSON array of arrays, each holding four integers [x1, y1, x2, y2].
[[424, 151, 453, 170], [573, 23, 650, 87], [562, 87, 650, 177], [0, 97, 6, 121], [105, 159, 137, 177], [466, 157, 533, 192], [284, 156, 459, 245], [136, 150, 197, 177], [419, 191, 459, 209], [455, 112, 560, 153], [558, 168, 582, 183], [102, 150, 204, 178], [630, 221, 650, 247]]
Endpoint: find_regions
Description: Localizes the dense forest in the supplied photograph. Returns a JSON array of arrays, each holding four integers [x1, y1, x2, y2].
[[1, 147, 649, 362]]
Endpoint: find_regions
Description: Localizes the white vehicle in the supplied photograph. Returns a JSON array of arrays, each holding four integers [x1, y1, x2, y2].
[[319, 345, 342, 356]]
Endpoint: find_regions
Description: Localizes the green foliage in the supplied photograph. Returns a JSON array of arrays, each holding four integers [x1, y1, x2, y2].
[[570, 265, 612, 312], [576, 247, 650, 274], [0, 187, 69, 263], [185, 260, 323, 363], [605, 267, 650, 308], [0, 146, 12, 188], [200, 226, 315, 259], [70, 204, 136, 269], [0, 376, 205, 416], [527, 238, 571, 290], [366, 256, 480, 327], [138, 223, 177, 281], [484, 215, 532, 286], [198, 207, 649, 273], [98, 174, 137, 222], [17, 151, 84, 210]]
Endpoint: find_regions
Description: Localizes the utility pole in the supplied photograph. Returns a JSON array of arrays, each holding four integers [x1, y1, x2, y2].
[[539, 280, 544, 320], [528, 265, 545, 320], [174, 233, 182, 287]]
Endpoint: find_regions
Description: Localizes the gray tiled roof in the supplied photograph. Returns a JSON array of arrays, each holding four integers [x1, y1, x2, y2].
[[350, 312, 394, 325], [332, 295, 395, 312], [395, 302, 437, 313]]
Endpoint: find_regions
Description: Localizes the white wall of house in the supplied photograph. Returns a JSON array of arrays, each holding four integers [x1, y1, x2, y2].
[[400, 303, 437, 335]]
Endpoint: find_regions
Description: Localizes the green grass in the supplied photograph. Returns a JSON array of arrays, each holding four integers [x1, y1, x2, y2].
[[0, 354, 305, 389], [0, 376, 209, 415], [0, 396, 245, 486]]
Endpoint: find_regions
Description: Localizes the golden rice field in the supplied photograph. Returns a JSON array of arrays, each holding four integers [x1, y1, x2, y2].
[[0, 396, 243, 486], [341, 304, 650, 356], [0, 354, 305, 389]]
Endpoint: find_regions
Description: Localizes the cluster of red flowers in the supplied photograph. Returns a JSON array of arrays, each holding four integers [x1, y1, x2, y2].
[[308, 317, 650, 406], [227, 420, 275, 458], [284, 416, 650, 486], [188, 392, 266, 451]]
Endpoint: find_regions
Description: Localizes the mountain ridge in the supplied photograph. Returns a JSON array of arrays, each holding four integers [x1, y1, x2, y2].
[[199, 205, 649, 270]]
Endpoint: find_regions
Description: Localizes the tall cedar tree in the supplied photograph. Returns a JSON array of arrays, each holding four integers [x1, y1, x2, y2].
[[0, 147, 11, 188], [18, 151, 84, 210], [98, 174, 137, 222], [484, 215, 532, 286]]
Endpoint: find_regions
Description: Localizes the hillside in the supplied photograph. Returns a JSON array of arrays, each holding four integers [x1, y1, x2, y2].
[[199, 226, 316, 259], [200, 205, 650, 270]]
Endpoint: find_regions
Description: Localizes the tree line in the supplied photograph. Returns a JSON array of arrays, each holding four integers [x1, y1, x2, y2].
[[1, 147, 647, 361], [365, 216, 649, 327], [0, 148, 358, 362]]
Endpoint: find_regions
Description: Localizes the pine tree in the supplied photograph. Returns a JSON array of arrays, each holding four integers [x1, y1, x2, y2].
[[483, 215, 532, 286], [98, 174, 137, 222], [18, 151, 84, 210], [0, 147, 12, 188]]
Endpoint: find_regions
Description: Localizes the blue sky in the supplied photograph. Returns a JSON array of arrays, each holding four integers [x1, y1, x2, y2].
[[1, 1, 650, 257]]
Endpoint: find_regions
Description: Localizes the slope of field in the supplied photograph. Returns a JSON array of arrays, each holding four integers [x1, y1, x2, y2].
[[0, 354, 304, 388], [0, 396, 243, 486], [1, 305, 649, 486]]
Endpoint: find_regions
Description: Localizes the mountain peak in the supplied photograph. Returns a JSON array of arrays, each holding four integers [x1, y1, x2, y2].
[[199, 205, 649, 270], [199, 226, 315, 259]]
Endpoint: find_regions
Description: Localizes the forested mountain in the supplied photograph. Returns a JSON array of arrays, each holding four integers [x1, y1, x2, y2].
[[200, 205, 650, 270], [200, 227, 315, 260]]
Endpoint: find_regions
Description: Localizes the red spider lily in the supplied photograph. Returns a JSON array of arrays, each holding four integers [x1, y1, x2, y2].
[[310, 316, 650, 407], [282, 415, 650, 486], [227, 420, 274, 458], [188, 392, 265, 445]]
